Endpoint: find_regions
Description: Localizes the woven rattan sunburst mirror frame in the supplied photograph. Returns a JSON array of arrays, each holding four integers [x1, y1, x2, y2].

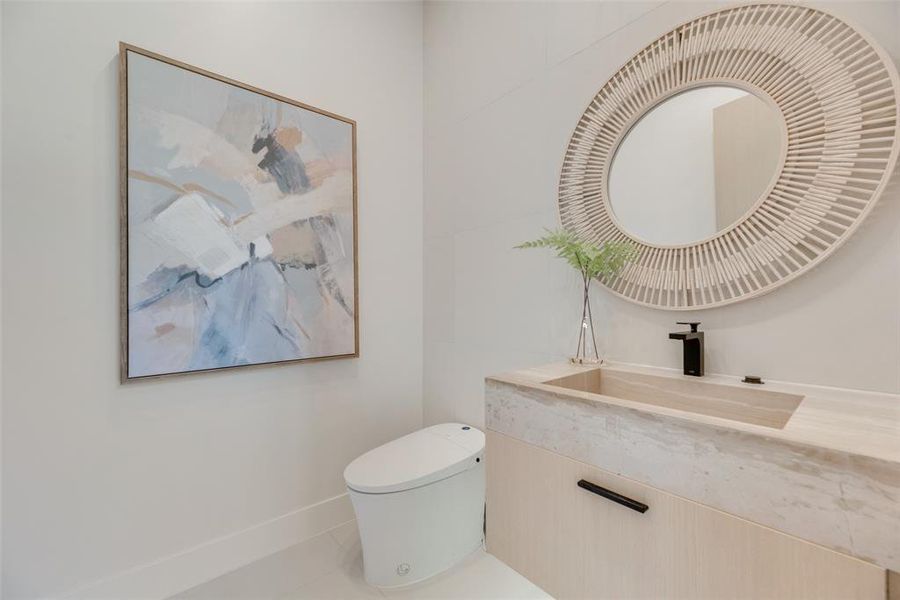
[[558, 2, 900, 310]]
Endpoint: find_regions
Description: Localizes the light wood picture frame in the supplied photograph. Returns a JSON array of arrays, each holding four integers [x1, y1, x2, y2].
[[558, 3, 900, 310], [120, 44, 359, 381]]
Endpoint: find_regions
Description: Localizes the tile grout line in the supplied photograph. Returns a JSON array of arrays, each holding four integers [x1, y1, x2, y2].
[[447, 207, 557, 239], [281, 522, 362, 600], [327, 518, 358, 549], [451, 0, 672, 128], [549, 0, 672, 70], [326, 520, 388, 598]]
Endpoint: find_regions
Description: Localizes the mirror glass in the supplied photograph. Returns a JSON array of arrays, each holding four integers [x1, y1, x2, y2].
[[608, 86, 782, 246]]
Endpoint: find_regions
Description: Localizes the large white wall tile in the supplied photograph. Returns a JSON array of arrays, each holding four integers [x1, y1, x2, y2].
[[424, 236, 455, 344], [423, 341, 464, 425], [424, 131, 459, 239], [425, 340, 557, 429], [546, 0, 665, 66], [453, 80, 557, 232], [452, 212, 557, 354], [424, 1, 548, 130]]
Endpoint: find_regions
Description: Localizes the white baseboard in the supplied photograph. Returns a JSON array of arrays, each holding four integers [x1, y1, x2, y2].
[[59, 493, 354, 600]]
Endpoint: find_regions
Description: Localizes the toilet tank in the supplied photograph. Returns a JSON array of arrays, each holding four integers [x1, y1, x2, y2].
[[344, 424, 485, 588]]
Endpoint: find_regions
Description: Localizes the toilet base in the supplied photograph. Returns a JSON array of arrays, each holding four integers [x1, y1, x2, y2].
[[348, 463, 485, 588], [368, 541, 485, 590]]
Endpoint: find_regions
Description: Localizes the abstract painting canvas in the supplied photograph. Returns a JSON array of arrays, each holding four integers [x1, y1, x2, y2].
[[120, 44, 358, 380]]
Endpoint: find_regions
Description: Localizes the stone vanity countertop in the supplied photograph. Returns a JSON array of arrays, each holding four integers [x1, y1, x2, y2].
[[485, 362, 900, 571], [488, 361, 900, 464]]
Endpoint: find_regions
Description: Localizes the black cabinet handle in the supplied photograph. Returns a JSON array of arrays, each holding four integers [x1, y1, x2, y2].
[[577, 479, 649, 514]]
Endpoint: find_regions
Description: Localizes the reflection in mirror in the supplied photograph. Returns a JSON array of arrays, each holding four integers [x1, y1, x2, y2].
[[608, 86, 782, 246]]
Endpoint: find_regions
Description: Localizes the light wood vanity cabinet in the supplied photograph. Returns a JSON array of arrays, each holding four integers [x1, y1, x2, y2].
[[486, 431, 887, 599]]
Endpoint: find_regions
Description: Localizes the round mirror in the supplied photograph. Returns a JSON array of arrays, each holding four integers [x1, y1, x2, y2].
[[608, 86, 783, 246]]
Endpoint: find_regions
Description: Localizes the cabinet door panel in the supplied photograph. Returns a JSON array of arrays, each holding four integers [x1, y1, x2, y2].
[[485, 428, 585, 598], [486, 430, 885, 600]]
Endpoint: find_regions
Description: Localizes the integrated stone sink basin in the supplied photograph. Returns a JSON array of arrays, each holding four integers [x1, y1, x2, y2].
[[544, 367, 804, 429]]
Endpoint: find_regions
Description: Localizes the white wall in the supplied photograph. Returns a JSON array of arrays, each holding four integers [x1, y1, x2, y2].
[[423, 0, 900, 428], [1, 2, 423, 598]]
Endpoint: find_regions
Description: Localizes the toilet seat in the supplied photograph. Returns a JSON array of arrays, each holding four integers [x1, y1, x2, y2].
[[344, 423, 485, 494]]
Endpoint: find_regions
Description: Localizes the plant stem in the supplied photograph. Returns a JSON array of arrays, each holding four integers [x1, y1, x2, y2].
[[585, 278, 599, 360], [576, 271, 588, 360]]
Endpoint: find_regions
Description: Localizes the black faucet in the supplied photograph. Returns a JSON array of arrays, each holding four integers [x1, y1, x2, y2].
[[668, 322, 704, 377]]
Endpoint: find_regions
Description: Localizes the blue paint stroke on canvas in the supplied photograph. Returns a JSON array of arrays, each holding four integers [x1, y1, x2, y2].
[[126, 52, 355, 377]]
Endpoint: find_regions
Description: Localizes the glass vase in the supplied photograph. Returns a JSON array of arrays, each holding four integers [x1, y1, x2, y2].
[[571, 278, 602, 365]]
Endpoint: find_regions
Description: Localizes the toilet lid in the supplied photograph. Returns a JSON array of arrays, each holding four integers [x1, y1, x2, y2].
[[343, 423, 485, 494]]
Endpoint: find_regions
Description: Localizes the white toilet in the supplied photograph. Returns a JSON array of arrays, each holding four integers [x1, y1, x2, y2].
[[343, 423, 486, 588]]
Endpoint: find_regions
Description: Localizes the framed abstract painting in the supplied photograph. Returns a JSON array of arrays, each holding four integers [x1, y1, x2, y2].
[[119, 44, 358, 381]]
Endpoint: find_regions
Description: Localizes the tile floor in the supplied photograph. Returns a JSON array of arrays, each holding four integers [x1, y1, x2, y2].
[[172, 520, 551, 600]]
